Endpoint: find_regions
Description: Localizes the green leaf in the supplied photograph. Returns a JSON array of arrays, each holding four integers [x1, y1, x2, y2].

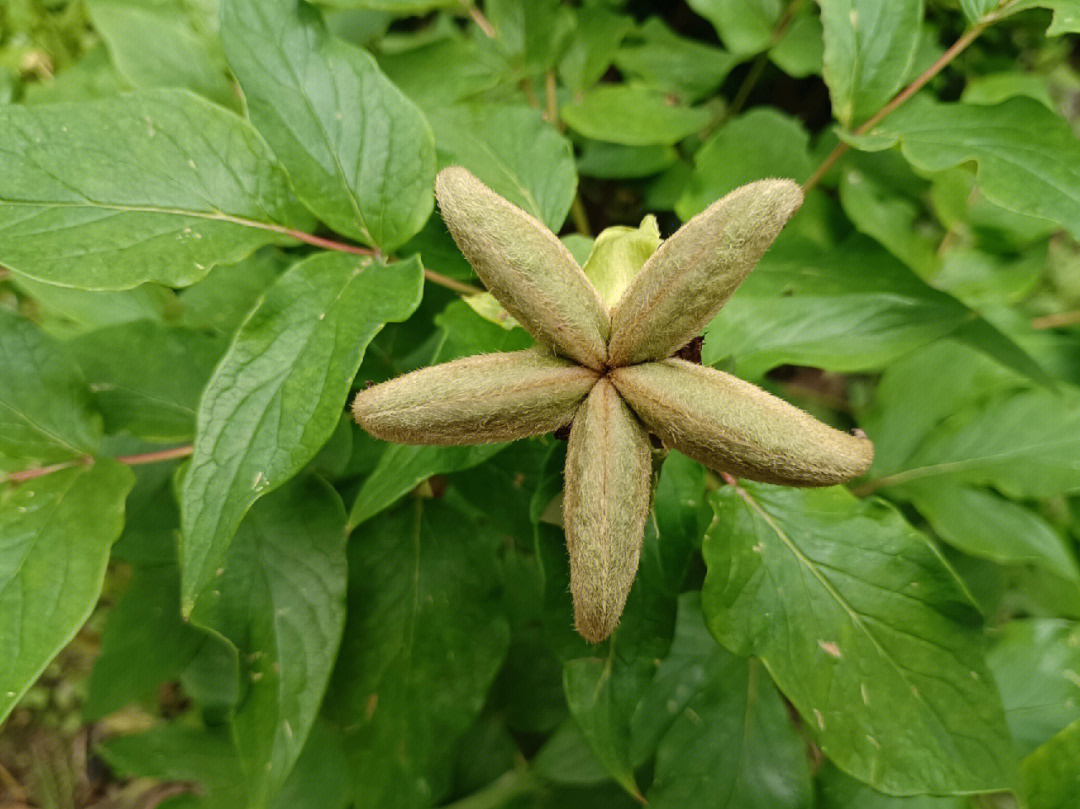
[[559, 4, 635, 92], [817, 765, 967, 808], [561, 85, 713, 147], [687, 0, 784, 56], [581, 216, 661, 308], [0, 461, 134, 723], [485, 0, 575, 74], [97, 725, 244, 809], [378, 37, 506, 109], [178, 248, 287, 335], [325, 499, 510, 809], [861, 339, 1025, 478], [857, 96, 1080, 240], [85, 0, 234, 107], [631, 594, 813, 809], [819, 0, 924, 127], [701, 483, 1016, 795], [190, 476, 348, 806], [613, 17, 737, 102], [70, 321, 227, 442], [677, 108, 812, 220], [180, 253, 423, 611], [702, 235, 970, 377], [987, 620, 1080, 755], [348, 443, 505, 528], [577, 142, 679, 180], [886, 388, 1080, 497], [1019, 720, 1080, 809], [1004, 0, 1080, 35], [324, 0, 457, 11], [960, 0, 1000, 23], [270, 722, 352, 809], [0, 309, 101, 464], [770, 11, 825, 77], [13, 275, 173, 336], [430, 103, 577, 230], [0, 90, 312, 290], [221, 0, 435, 251], [905, 482, 1080, 582]]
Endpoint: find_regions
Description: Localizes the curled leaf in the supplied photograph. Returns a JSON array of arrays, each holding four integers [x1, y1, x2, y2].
[[611, 359, 873, 486], [563, 378, 653, 643], [608, 179, 803, 366], [352, 349, 598, 445], [436, 166, 610, 369]]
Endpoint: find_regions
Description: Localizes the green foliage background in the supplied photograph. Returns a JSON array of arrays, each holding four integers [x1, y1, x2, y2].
[[2, 0, 1080, 807]]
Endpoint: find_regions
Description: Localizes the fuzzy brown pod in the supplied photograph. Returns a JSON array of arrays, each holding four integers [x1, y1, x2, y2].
[[611, 359, 874, 486], [607, 179, 803, 367], [352, 350, 599, 445], [436, 167, 610, 370], [353, 167, 875, 645], [563, 378, 653, 643]]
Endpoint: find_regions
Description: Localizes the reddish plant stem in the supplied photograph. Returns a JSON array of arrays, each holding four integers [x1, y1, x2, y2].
[[279, 226, 482, 295], [1032, 309, 1080, 329], [3, 445, 193, 485], [802, 17, 995, 195]]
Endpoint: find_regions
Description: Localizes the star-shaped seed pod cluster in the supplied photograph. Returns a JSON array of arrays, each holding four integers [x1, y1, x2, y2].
[[353, 167, 874, 643]]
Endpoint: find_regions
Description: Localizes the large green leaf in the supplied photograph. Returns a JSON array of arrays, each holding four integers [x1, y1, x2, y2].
[[561, 85, 712, 147], [190, 477, 348, 807], [883, 388, 1080, 497], [85, 0, 234, 106], [70, 320, 226, 442], [677, 107, 812, 220], [0, 309, 101, 465], [817, 765, 967, 808], [819, 0, 924, 126], [559, 4, 635, 92], [702, 235, 977, 377], [0, 90, 312, 290], [326, 499, 510, 809], [221, 0, 435, 251], [850, 96, 1080, 240], [987, 620, 1080, 755], [180, 253, 423, 611], [631, 594, 813, 809], [429, 103, 577, 230], [0, 461, 134, 723], [701, 483, 1015, 795], [905, 481, 1080, 582]]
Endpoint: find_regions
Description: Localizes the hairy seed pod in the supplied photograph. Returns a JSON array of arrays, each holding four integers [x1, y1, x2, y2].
[[435, 167, 610, 370], [611, 359, 873, 486], [352, 350, 599, 445], [563, 378, 653, 643], [607, 179, 803, 367]]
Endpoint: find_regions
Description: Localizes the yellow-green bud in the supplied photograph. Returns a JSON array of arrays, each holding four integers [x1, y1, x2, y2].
[[611, 359, 873, 486]]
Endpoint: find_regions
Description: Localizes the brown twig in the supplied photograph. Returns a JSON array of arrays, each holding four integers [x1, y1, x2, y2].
[[460, 1, 496, 39], [1032, 309, 1080, 329], [802, 16, 997, 195], [3, 445, 193, 485]]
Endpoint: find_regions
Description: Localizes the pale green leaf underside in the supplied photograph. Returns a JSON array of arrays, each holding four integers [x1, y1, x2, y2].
[[702, 484, 1015, 795], [180, 253, 423, 610], [222, 0, 435, 251], [0, 90, 312, 290], [0, 461, 134, 723]]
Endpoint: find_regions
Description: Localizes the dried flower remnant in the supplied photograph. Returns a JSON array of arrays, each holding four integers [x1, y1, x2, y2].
[[353, 167, 873, 643]]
